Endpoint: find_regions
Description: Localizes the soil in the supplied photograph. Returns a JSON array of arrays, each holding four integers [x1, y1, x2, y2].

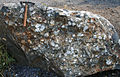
[[58, 4, 120, 36]]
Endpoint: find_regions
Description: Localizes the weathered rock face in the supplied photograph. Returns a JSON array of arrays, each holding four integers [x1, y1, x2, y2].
[[0, 2, 120, 77]]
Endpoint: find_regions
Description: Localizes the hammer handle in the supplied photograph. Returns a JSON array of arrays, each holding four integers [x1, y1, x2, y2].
[[23, 4, 28, 26]]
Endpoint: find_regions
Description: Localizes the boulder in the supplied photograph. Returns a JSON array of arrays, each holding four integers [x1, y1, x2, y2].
[[0, 2, 120, 77]]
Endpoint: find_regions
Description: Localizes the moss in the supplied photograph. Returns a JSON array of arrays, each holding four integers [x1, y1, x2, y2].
[[0, 43, 15, 76]]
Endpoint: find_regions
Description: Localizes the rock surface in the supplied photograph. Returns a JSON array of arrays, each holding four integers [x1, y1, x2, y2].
[[0, 2, 120, 77]]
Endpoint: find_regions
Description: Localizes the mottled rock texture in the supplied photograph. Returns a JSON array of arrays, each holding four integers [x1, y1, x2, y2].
[[0, 2, 120, 77]]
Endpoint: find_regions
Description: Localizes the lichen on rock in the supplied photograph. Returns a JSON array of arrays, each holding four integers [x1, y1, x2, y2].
[[0, 2, 120, 77]]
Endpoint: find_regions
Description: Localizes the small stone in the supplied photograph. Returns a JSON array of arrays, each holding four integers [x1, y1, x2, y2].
[[2, 38, 6, 41], [68, 21, 72, 25], [80, 13, 84, 17], [77, 24, 81, 28], [83, 26, 89, 32], [96, 46, 99, 51], [72, 34, 76, 37], [50, 20, 55, 26], [77, 33, 84, 37], [35, 24, 41, 28], [27, 19, 30, 23], [104, 49, 108, 53], [39, 25, 45, 32], [112, 32, 119, 43], [28, 40, 32, 44], [69, 39, 72, 43], [66, 50, 71, 55], [20, 8, 24, 13], [108, 35, 112, 39], [40, 38, 45, 42], [33, 47, 38, 50], [50, 41, 55, 47], [35, 28, 40, 32], [29, 7, 34, 11], [48, 14, 51, 17], [5, 20, 9, 24], [62, 25, 65, 28], [8, 21, 14, 25], [98, 36, 102, 39], [118, 39, 120, 45], [93, 35, 97, 38], [72, 22, 76, 26], [54, 30, 60, 36], [31, 11, 36, 15], [20, 14, 23, 18], [90, 19, 94, 23], [103, 34, 107, 40], [55, 44, 59, 48], [21, 40, 26, 44], [44, 33, 49, 37], [59, 12, 65, 16], [73, 59, 77, 63], [106, 59, 112, 65], [71, 47, 74, 51], [35, 24, 45, 32], [15, 74, 18, 76]]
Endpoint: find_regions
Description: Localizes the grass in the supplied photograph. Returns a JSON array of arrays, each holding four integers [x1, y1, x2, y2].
[[0, 43, 15, 77]]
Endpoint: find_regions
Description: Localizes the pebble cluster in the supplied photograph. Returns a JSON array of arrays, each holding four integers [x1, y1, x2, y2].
[[0, 2, 120, 77]]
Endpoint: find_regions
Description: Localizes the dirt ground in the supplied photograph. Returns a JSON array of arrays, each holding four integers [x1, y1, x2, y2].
[[0, 0, 120, 36]]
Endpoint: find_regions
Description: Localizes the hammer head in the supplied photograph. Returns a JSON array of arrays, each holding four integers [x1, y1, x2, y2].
[[20, 1, 35, 6]]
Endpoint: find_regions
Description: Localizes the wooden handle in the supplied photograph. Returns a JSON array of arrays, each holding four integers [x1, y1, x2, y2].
[[23, 4, 28, 27]]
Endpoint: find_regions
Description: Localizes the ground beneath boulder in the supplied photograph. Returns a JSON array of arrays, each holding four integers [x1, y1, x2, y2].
[[3, 65, 120, 77]]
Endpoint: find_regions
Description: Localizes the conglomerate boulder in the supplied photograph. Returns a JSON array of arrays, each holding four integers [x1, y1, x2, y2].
[[0, 2, 120, 77]]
